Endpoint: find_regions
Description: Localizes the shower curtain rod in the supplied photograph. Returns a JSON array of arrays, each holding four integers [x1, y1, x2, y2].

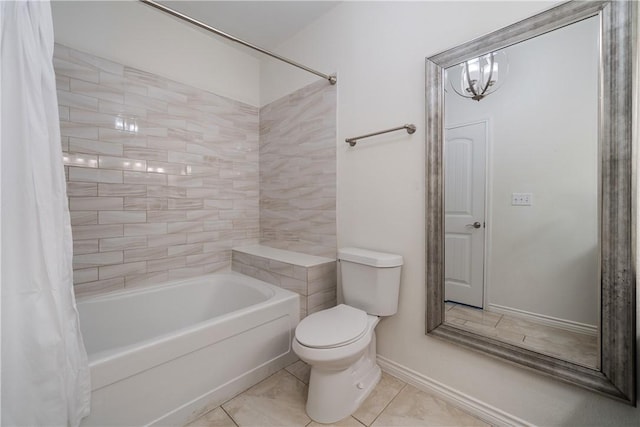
[[139, 0, 337, 85]]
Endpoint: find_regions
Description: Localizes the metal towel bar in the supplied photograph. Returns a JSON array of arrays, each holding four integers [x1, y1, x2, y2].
[[345, 124, 416, 147]]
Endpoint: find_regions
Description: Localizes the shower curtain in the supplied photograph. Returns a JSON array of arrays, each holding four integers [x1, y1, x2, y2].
[[0, 1, 91, 426]]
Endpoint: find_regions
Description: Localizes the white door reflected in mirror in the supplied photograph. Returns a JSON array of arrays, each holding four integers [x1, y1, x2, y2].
[[444, 122, 486, 308]]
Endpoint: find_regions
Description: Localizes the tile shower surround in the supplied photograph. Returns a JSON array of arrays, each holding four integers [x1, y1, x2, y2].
[[259, 80, 337, 258], [231, 247, 337, 318], [54, 44, 337, 297]]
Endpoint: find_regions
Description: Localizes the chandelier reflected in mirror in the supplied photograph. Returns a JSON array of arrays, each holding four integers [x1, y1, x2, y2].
[[449, 50, 508, 101]]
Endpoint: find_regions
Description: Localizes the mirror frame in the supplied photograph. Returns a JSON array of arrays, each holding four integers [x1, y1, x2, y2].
[[426, 0, 636, 404]]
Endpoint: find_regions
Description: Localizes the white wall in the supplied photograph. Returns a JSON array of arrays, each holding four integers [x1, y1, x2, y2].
[[262, 1, 640, 425], [445, 17, 599, 327], [51, 0, 260, 106]]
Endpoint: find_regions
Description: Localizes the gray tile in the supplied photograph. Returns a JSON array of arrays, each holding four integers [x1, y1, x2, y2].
[[123, 171, 167, 185], [73, 239, 99, 255], [147, 256, 186, 273], [63, 153, 98, 168], [73, 251, 123, 269], [168, 243, 203, 257], [57, 90, 98, 111], [53, 57, 100, 83], [147, 233, 187, 248], [284, 361, 311, 385], [307, 417, 365, 427], [70, 211, 97, 226], [69, 108, 118, 127], [447, 305, 502, 327], [99, 155, 147, 171], [69, 167, 122, 183], [99, 261, 146, 280], [125, 246, 168, 263], [371, 385, 488, 427], [69, 197, 123, 211], [100, 236, 147, 252], [60, 121, 99, 140], [98, 211, 146, 224], [98, 183, 147, 197], [73, 267, 98, 284], [124, 223, 167, 236], [222, 370, 309, 427], [69, 137, 123, 156], [70, 78, 124, 103], [124, 197, 167, 211], [353, 373, 406, 426], [125, 271, 170, 288], [184, 407, 237, 427]]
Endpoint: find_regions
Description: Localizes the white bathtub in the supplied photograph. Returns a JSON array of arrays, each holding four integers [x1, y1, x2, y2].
[[77, 272, 299, 426]]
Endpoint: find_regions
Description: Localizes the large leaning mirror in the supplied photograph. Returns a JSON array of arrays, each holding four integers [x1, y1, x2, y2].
[[426, 1, 636, 404]]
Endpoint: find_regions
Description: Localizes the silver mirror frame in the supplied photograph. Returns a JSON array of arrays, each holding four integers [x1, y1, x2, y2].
[[426, 1, 636, 404]]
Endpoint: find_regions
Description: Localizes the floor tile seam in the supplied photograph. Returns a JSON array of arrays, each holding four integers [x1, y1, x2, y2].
[[286, 367, 309, 387], [491, 313, 504, 328], [220, 369, 284, 408], [351, 415, 368, 426], [221, 405, 240, 427], [363, 382, 408, 427]]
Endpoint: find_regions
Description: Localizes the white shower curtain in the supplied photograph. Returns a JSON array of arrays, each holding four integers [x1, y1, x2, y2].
[[0, 1, 91, 426]]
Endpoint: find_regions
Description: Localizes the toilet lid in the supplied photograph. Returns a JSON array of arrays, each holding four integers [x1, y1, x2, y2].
[[295, 304, 369, 349]]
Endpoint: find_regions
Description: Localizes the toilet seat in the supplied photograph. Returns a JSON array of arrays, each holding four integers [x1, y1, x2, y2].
[[295, 304, 368, 349]]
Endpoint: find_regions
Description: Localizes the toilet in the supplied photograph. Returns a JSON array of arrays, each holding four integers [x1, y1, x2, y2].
[[292, 247, 403, 424]]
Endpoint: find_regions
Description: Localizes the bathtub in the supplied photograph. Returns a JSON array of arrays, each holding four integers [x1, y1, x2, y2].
[[77, 272, 299, 426]]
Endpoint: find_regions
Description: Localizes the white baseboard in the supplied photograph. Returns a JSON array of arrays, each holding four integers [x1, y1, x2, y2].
[[487, 303, 597, 336], [377, 356, 533, 427]]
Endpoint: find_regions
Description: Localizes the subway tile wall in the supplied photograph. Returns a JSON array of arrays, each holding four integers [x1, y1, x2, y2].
[[55, 44, 260, 297], [259, 80, 337, 258]]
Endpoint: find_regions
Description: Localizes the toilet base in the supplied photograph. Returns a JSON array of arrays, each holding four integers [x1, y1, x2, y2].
[[305, 338, 381, 424]]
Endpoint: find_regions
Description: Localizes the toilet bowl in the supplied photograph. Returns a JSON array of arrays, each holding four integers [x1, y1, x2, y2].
[[292, 248, 403, 424], [293, 305, 381, 423]]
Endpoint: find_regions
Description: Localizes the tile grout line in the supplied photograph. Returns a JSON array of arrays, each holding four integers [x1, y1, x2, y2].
[[284, 364, 310, 387], [362, 382, 408, 427], [221, 405, 240, 427], [220, 369, 283, 408]]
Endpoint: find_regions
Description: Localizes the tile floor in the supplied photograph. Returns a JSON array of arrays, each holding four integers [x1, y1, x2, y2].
[[445, 302, 598, 368], [185, 361, 488, 427]]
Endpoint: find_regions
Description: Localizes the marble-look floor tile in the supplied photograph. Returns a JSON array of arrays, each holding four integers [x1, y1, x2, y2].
[[447, 305, 502, 327], [494, 316, 598, 367], [450, 316, 526, 345], [307, 416, 366, 427], [371, 385, 488, 427], [185, 407, 237, 427], [285, 360, 311, 385], [222, 370, 310, 427], [352, 372, 405, 426], [445, 306, 598, 368]]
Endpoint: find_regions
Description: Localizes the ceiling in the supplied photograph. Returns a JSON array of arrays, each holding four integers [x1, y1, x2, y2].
[[159, 1, 340, 50]]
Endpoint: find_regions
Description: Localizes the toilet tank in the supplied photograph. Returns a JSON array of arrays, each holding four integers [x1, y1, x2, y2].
[[338, 247, 403, 316]]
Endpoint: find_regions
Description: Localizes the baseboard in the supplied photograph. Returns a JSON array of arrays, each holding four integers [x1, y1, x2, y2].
[[377, 356, 533, 427], [487, 303, 597, 336]]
